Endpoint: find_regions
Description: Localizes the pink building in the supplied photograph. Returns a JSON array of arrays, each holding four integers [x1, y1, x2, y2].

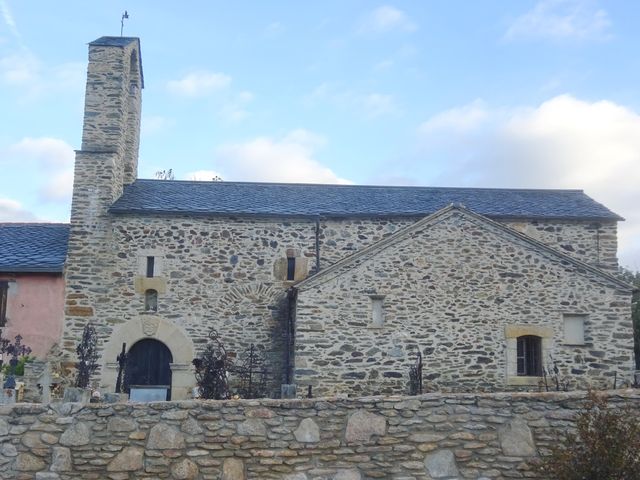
[[0, 224, 68, 359]]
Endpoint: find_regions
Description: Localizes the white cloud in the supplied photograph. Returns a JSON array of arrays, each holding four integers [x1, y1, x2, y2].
[[218, 90, 255, 123], [0, 198, 37, 222], [358, 5, 416, 34], [8, 137, 74, 166], [307, 83, 399, 118], [374, 59, 394, 71], [0, 51, 85, 98], [167, 71, 232, 97], [219, 104, 249, 123], [142, 115, 174, 136], [420, 99, 489, 132], [282, 129, 326, 149], [373, 44, 418, 72], [417, 95, 640, 268], [0, 50, 38, 85], [0, 0, 19, 39], [238, 91, 254, 103], [505, 0, 611, 41], [213, 129, 351, 184], [265, 21, 284, 37], [51, 61, 85, 87], [5, 137, 74, 203], [361, 93, 399, 118], [39, 170, 74, 201]]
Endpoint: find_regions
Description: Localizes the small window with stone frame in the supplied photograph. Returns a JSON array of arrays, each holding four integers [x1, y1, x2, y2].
[[516, 335, 542, 376], [144, 289, 158, 312], [563, 314, 586, 345], [370, 295, 385, 328], [146, 256, 155, 278], [286, 257, 296, 281]]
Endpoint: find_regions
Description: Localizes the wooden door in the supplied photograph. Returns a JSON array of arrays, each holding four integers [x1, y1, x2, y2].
[[125, 339, 173, 400]]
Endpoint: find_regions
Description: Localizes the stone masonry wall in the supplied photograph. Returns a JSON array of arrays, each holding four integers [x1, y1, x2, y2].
[[85, 215, 319, 396], [503, 219, 618, 271], [63, 39, 142, 370], [1, 390, 639, 479], [62, 211, 624, 398], [318, 217, 618, 271], [295, 211, 633, 397]]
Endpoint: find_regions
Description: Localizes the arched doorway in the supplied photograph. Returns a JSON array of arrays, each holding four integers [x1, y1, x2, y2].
[[101, 315, 195, 400], [125, 338, 173, 400]]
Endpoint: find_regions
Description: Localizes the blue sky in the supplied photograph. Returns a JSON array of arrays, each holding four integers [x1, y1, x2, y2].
[[1, 1, 639, 269]]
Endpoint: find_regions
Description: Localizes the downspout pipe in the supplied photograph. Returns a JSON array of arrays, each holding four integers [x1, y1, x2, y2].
[[315, 215, 321, 274], [284, 287, 298, 384]]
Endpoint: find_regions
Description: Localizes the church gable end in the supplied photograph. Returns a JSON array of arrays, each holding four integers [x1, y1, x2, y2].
[[294, 207, 633, 396]]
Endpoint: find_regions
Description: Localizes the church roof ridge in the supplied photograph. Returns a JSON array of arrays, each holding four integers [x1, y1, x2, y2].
[[133, 178, 587, 193], [110, 179, 623, 221]]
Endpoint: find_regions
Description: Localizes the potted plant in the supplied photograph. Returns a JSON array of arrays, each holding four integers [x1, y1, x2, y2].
[[0, 332, 32, 404]]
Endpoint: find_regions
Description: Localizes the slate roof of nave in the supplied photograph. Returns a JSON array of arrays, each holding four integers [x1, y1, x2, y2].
[[0, 223, 69, 273], [110, 179, 623, 221]]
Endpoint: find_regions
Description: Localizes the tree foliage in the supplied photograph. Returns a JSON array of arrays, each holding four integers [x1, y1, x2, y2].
[[155, 168, 224, 182], [234, 343, 268, 399], [536, 392, 640, 479], [192, 329, 232, 400], [154, 169, 175, 180], [619, 268, 640, 369]]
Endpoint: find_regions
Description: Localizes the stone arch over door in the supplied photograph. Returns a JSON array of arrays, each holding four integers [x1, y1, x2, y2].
[[101, 315, 195, 400]]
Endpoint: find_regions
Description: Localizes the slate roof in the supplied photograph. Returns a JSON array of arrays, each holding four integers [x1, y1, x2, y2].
[[109, 179, 622, 221], [0, 224, 70, 273], [89, 36, 140, 47]]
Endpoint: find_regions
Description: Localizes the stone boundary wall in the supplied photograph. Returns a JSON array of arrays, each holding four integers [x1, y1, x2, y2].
[[1, 390, 639, 480]]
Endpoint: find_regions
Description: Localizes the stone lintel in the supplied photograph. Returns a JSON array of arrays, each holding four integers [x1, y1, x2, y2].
[[65, 306, 94, 317], [134, 276, 167, 294], [505, 325, 553, 339]]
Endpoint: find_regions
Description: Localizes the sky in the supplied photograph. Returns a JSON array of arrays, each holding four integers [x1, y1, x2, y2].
[[0, 0, 639, 270]]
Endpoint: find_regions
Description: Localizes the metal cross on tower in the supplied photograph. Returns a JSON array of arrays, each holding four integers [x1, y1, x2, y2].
[[120, 11, 129, 37]]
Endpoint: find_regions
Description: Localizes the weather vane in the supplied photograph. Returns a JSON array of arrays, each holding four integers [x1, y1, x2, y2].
[[120, 10, 129, 37]]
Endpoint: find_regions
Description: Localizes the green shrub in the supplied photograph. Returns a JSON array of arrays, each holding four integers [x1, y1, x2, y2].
[[2, 355, 34, 376], [536, 392, 640, 480]]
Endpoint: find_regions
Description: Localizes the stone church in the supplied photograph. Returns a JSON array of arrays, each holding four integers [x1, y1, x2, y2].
[[34, 36, 633, 399]]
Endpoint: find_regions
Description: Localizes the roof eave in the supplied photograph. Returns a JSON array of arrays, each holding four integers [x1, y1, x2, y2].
[[107, 208, 622, 222], [0, 266, 64, 274]]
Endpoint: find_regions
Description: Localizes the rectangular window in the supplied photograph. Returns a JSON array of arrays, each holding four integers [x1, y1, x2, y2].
[[370, 296, 385, 328], [145, 289, 158, 312], [563, 314, 586, 345], [517, 336, 542, 376], [286, 257, 296, 281], [146, 256, 155, 278], [0, 281, 7, 327]]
